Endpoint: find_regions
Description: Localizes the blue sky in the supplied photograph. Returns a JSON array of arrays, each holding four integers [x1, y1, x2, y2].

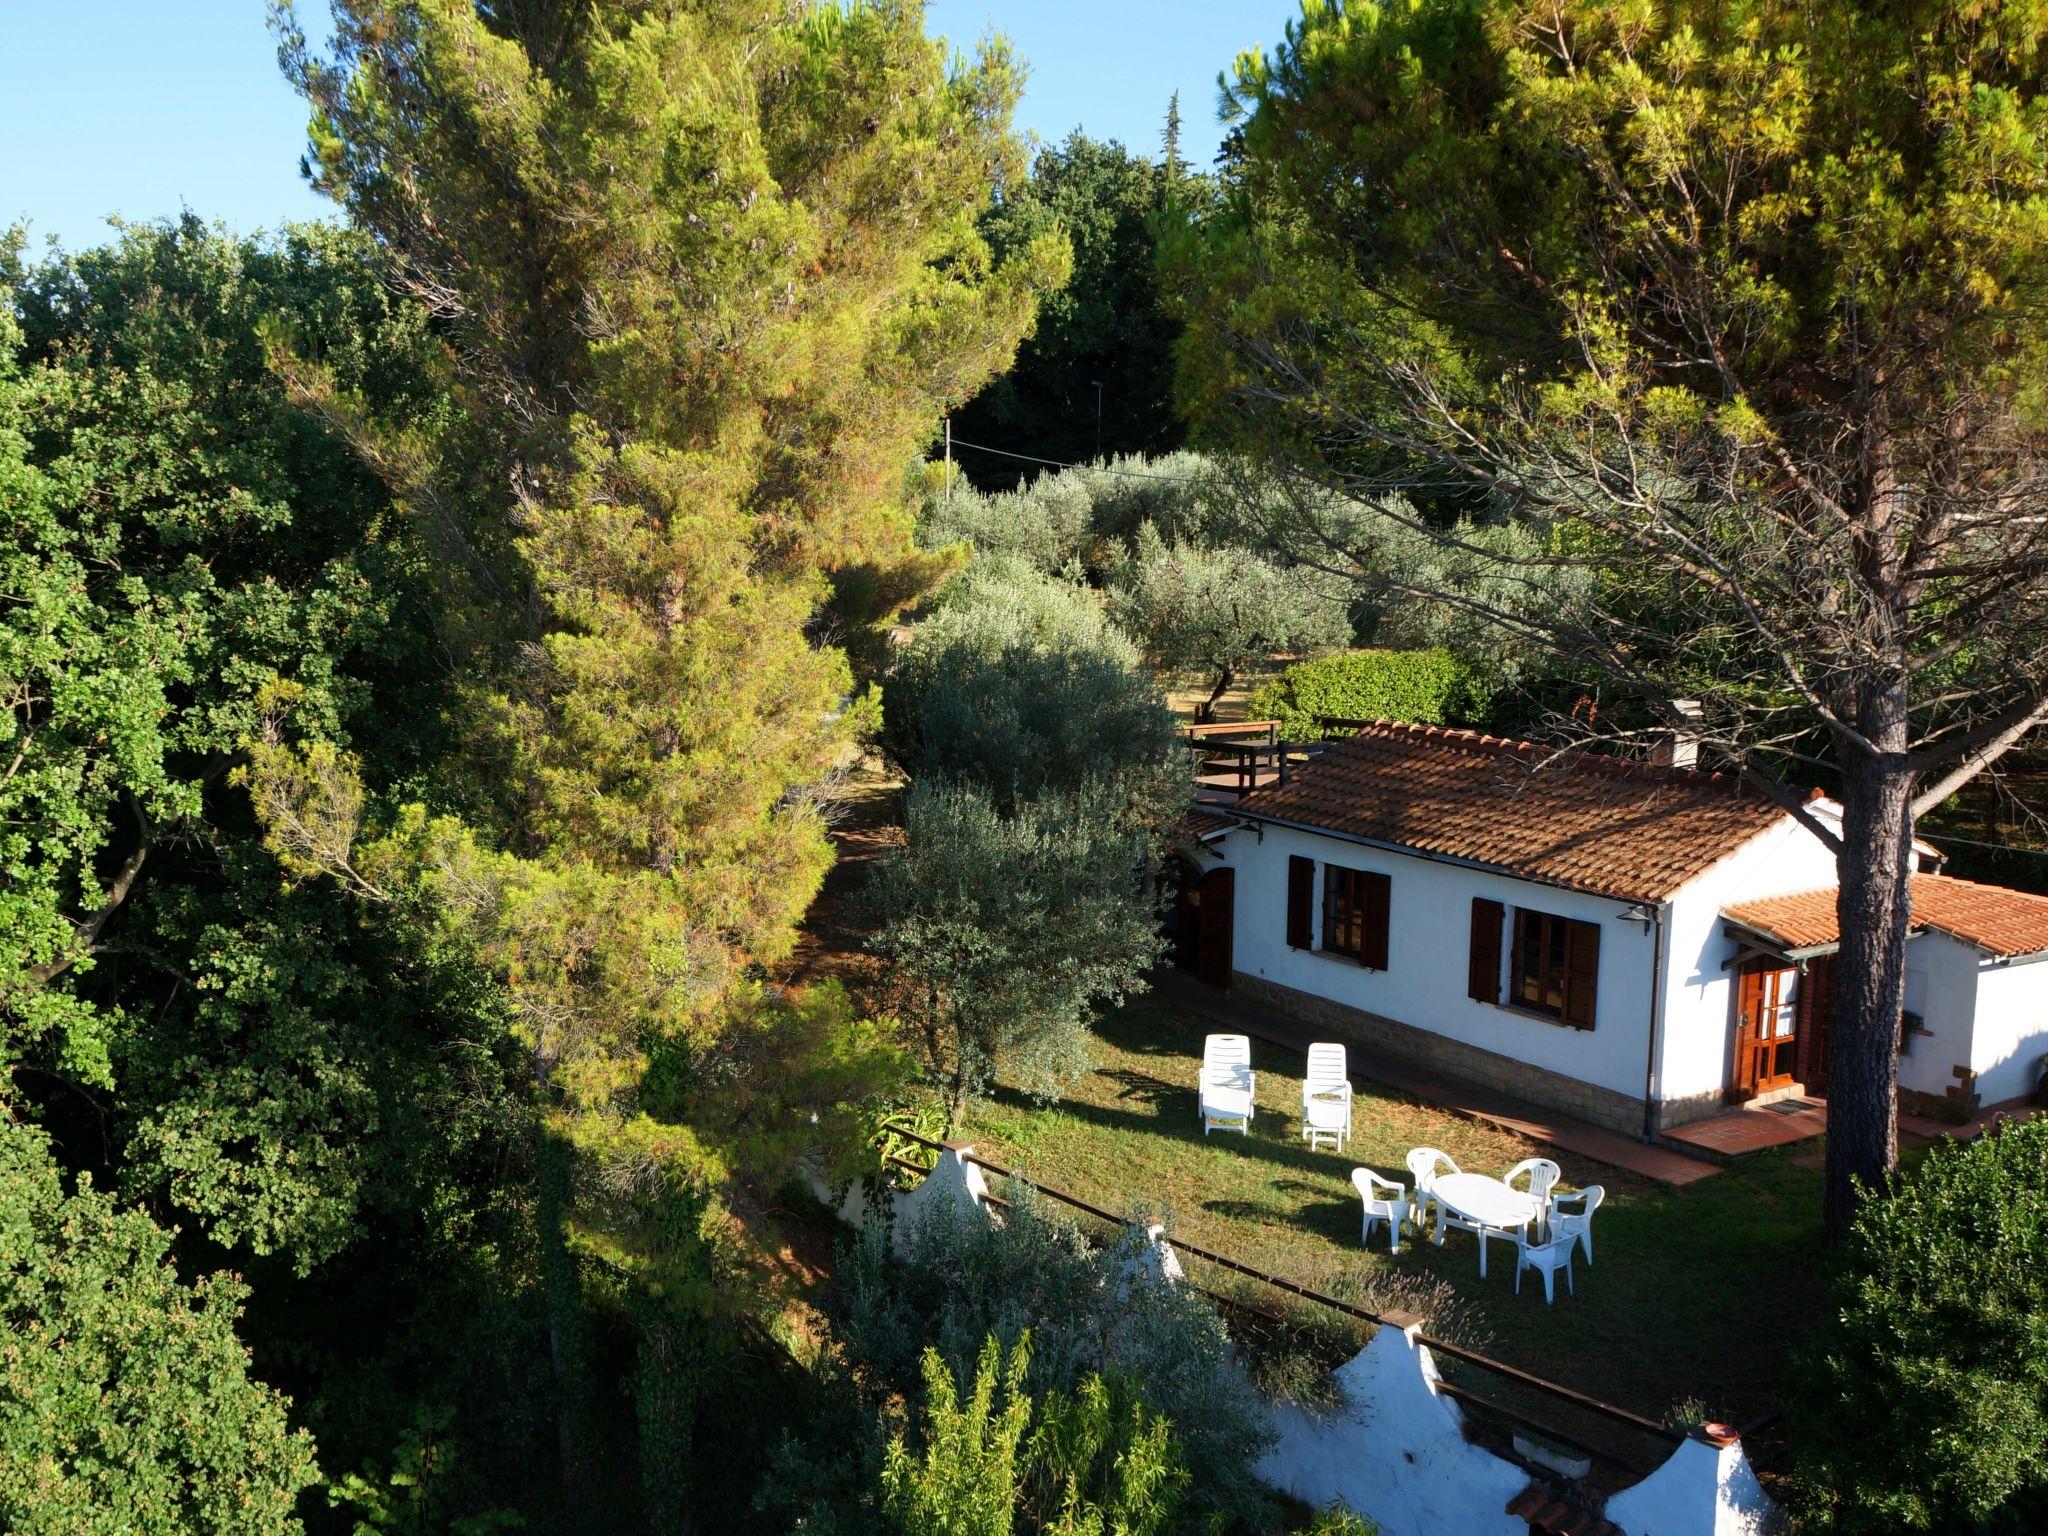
[[1, 1, 1300, 254]]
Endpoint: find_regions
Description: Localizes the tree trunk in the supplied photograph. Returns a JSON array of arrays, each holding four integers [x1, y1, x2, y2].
[[1824, 700, 1917, 1245], [635, 1313, 698, 1536], [1198, 665, 1235, 724], [536, 1130, 598, 1520]]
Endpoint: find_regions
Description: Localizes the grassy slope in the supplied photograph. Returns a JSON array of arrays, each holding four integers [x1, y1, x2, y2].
[[967, 999, 1828, 1431]]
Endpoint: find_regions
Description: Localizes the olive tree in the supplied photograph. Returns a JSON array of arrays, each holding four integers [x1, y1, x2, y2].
[[1108, 522, 1353, 719], [860, 781, 1163, 1128]]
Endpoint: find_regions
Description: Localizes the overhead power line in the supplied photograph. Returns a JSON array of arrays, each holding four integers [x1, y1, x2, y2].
[[1921, 832, 2048, 859], [944, 434, 1205, 484]]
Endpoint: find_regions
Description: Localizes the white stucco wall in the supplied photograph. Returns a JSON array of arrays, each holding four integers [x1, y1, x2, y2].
[[1215, 823, 1661, 1100], [1969, 956, 2048, 1106], [1655, 818, 1841, 1108], [1216, 800, 2043, 1121], [1894, 933, 1983, 1105]]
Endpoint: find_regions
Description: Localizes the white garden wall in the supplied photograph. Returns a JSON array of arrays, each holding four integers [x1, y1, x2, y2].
[[841, 1149, 1786, 1536], [1969, 955, 2048, 1106]]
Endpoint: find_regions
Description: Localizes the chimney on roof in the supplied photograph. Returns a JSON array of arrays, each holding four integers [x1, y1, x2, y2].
[[1650, 699, 1704, 771]]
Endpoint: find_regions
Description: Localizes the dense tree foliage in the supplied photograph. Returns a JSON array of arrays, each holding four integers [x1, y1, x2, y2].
[[264, 2, 1066, 1517], [0, 218, 557, 1530], [1794, 1119, 2048, 1534], [0, 1121, 318, 1535], [1178, 0, 2048, 1238], [950, 131, 1204, 487]]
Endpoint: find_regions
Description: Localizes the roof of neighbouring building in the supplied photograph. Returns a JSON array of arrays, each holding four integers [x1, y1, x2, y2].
[[1723, 873, 2048, 960], [1230, 719, 1790, 903]]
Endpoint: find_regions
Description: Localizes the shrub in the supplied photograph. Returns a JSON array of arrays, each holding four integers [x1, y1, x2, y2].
[[883, 558, 1182, 826], [1792, 1119, 2048, 1534], [1246, 648, 1491, 739], [879, 1333, 1191, 1536], [0, 1122, 320, 1534], [829, 1191, 1276, 1532]]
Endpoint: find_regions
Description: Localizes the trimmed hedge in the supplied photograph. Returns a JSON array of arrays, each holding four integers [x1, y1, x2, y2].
[[1246, 648, 1490, 738]]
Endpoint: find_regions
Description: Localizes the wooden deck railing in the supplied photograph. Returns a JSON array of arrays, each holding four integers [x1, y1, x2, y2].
[[1186, 736, 1323, 798]]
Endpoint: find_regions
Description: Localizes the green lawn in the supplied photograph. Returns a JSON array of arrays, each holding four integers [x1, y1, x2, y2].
[[965, 999, 1829, 1438]]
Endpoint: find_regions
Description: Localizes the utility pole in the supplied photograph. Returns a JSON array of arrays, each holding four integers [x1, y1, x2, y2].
[[1091, 380, 1103, 459], [944, 415, 952, 502]]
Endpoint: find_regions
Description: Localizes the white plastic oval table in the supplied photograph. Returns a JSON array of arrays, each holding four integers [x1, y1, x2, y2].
[[1429, 1172, 1541, 1277]]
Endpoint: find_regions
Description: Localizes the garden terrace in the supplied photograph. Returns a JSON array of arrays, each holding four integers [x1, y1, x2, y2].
[[953, 999, 1826, 1460]]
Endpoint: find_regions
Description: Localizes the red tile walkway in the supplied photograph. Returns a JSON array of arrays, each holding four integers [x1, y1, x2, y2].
[[1653, 1091, 2043, 1161], [1660, 1102, 1826, 1159], [1148, 970, 1721, 1187]]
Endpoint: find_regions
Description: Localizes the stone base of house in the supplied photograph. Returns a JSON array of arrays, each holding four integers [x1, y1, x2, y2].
[[1233, 972, 1655, 1138], [1652, 1086, 1735, 1132], [1899, 1063, 1980, 1124]]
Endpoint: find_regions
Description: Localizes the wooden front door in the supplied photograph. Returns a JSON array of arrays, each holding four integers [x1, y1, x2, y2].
[[1734, 960, 1801, 1097], [1196, 867, 1234, 988]]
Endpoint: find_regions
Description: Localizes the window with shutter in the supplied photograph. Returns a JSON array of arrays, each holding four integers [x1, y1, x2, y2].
[[1563, 919, 1600, 1029], [1508, 907, 1600, 1028], [1285, 856, 1315, 950], [1468, 898, 1504, 1003], [1322, 864, 1390, 969]]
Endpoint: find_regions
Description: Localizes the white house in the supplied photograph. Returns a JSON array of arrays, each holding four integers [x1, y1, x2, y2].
[[1182, 721, 2048, 1137]]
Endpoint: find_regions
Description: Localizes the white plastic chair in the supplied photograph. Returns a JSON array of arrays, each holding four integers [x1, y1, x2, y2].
[[1504, 1157, 1562, 1217], [1550, 1184, 1605, 1266], [1301, 1042, 1353, 1152], [1198, 1034, 1255, 1136], [1351, 1168, 1408, 1253], [1514, 1226, 1576, 1304], [1405, 1147, 1459, 1234]]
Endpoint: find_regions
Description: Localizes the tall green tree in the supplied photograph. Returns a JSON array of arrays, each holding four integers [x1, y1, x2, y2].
[[4, 219, 550, 1522], [268, 2, 1064, 1518], [952, 131, 1203, 486], [1179, 0, 2048, 1239], [0, 1121, 319, 1536]]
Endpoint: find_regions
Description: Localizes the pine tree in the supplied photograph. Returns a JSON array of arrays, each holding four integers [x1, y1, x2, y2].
[[265, 1, 1065, 1520]]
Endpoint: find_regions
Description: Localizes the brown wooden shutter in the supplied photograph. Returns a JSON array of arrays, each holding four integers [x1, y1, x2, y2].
[[1361, 871, 1391, 970], [1286, 856, 1315, 949], [1468, 898, 1504, 1003], [1563, 918, 1601, 1029]]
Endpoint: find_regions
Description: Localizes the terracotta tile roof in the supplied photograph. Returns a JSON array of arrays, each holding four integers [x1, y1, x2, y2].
[[1232, 720, 1786, 903], [1724, 873, 2048, 959], [1183, 808, 1236, 843]]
